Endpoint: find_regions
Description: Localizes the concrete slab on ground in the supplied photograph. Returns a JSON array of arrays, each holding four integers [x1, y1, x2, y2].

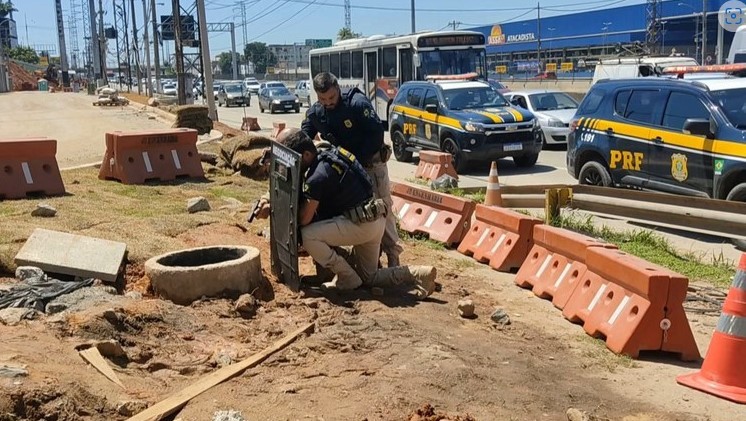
[[14, 229, 127, 282]]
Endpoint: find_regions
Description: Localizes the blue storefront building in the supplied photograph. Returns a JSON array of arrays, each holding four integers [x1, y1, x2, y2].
[[469, 0, 733, 77]]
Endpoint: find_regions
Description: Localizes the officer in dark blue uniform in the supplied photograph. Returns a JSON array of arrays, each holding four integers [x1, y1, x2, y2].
[[285, 129, 387, 290], [284, 129, 437, 297], [301, 72, 403, 267]]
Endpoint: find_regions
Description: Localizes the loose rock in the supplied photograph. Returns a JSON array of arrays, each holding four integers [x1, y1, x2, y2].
[[15, 266, 45, 282], [0, 308, 37, 325], [457, 299, 475, 318], [235, 293, 258, 316], [490, 308, 511, 325], [200, 151, 219, 165], [566, 407, 595, 421], [117, 400, 150, 416], [213, 410, 246, 421], [31, 204, 57, 218], [125, 291, 143, 300], [187, 197, 211, 213], [147, 97, 159, 107]]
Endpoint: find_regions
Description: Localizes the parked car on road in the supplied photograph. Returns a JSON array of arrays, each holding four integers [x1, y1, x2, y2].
[[504, 89, 578, 145], [294, 80, 312, 107], [258, 86, 300, 113], [217, 83, 250, 107], [259, 81, 286, 91], [388, 78, 540, 172]]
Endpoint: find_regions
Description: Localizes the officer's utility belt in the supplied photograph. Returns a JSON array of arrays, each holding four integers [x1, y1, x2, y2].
[[343, 198, 388, 224], [367, 144, 392, 167]]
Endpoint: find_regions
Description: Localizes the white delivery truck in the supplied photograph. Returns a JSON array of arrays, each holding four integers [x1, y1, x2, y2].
[[728, 25, 746, 64], [591, 56, 700, 85]]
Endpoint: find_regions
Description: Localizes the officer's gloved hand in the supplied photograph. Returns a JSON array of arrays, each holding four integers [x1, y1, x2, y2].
[[255, 198, 271, 219]]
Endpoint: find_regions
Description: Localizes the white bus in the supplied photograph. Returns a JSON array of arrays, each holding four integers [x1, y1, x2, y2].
[[309, 30, 487, 123]]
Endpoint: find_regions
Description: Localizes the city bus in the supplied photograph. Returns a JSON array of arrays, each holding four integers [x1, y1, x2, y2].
[[308, 30, 487, 123]]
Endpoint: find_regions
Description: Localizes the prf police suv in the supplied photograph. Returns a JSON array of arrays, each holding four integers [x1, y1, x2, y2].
[[389, 75, 540, 173], [568, 66, 746, 202]]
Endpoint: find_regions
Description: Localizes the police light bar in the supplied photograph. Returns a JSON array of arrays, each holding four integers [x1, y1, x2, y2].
[[425, 72, 480, 81], [662, 63, 746, 77]]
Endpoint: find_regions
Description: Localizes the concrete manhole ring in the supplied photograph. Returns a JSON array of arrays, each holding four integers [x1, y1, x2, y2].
[[144, 245, 262, 305]]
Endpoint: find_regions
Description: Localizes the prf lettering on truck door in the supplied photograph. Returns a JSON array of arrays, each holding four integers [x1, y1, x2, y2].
[[609, 150, 643, 171]]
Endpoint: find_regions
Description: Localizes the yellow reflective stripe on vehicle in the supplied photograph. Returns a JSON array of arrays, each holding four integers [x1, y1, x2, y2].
[[507, 107, 524, 122], [392, 104, 463, 131], [595, 119, 650, 139], [472, 110, 504, 123]]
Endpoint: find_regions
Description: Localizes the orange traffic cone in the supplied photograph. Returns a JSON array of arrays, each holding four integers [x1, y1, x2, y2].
[[676, 253, 746, 404], [484, 161, 503, 207]]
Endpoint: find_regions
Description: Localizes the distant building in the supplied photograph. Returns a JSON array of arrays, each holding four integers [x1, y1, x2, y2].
[[267, 43, 313, 69], [0, 13, 18, 49]]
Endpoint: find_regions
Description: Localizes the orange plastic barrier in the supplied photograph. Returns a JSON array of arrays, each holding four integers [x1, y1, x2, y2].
[[271, 121, 287, 139], [457, 204, 541, 272], [562, 247, 700, 361], [391, 182, 475, 246], [0, 138, 65, 199], [414, 151, 458, 182], [98, 129, 204, 184], [241, 117, 261, 131], [514, 225, 617, 309], [678, 254, 746, 402]]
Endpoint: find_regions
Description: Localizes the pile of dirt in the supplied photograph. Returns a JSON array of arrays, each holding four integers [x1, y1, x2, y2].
[[217, 133, 274, 179], [8, 60, 38, 91], [171, 105, 213, 135]]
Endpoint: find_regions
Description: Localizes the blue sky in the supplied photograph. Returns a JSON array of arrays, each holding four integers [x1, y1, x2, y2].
[[16, 0, 647, 58]]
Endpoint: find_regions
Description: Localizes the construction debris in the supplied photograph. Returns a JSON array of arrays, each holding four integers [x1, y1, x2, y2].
[[172, 105, 213, 135], [93, 87, 130, 107]]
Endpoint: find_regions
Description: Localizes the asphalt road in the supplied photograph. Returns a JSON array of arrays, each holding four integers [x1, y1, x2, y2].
[[207, 97, 576, 189]]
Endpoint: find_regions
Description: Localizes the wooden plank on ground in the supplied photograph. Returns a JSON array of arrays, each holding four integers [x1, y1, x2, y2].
[[78, 347, 126, 389], [126, 322, 315, 421]]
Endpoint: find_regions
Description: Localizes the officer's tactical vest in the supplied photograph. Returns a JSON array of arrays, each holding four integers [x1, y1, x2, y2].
[[317, 147, 373, 195]]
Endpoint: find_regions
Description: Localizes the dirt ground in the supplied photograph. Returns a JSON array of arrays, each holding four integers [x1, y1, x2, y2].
[[0, 159, 742, 421]]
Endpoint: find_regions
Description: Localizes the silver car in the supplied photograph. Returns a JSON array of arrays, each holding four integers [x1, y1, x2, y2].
[[258, 86, 300, 113], [217, 83, 250, 107], [294, 80, 312, 107], [505, 90, 579, 145]]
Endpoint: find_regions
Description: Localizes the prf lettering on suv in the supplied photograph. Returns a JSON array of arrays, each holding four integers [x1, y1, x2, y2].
[[389, 74, 541, 173], [567, 64, 746, 204]]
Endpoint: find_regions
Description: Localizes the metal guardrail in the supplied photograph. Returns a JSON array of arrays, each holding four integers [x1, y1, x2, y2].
[[461, 184, 746, 240]]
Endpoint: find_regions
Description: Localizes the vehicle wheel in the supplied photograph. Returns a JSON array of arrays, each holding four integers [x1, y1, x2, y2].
[[295, 107, 300, 113], [513, 152, 539, 168], [217, 101, 222, 107], [259, 106, 264, 113], [539, 131, 547, 147], [578, 161, 612, 187], [441, 137, 468, 173], [269, 107, 275, 114], [726, 182, 746, 202], [307, 97, 312, 107], [391, 129, 413, 162]]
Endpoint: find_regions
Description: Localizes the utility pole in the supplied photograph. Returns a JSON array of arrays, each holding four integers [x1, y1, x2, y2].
[[450, 20, 458, 31], [701, 0, 707, 64], [142, 0, 152, 96], [410, 0, 415, 33], [123, 0, 132, 92], [98, 0, 107, 85], [239, 1, 247, 76], [130, 0, 141, 95], [173, 0, 186, 104], [0, 21, 7, 93], [151, 0, 161, 93], [196, 0, 216, 120], [230, 22, 238, 80], [54, 0, 71, 87], [89, 0, 101, 82], [113, 0, 121, 84], [537, 2, 542, 69]]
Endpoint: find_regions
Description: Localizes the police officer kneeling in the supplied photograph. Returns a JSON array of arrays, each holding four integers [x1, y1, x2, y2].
[[285, 130, 436, 298]]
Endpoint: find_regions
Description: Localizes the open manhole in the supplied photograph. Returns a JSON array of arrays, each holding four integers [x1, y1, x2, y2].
[[145, 245, 261, 305]]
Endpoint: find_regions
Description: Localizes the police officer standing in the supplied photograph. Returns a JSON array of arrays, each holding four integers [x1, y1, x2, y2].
[[301, 72, 403, 268], [284, 130, 435, 298]]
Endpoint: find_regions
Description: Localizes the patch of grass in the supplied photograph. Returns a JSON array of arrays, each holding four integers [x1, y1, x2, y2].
[[579, 336, 640, 372], [552, 212, 735, 287], [404, 177, 429, 186]]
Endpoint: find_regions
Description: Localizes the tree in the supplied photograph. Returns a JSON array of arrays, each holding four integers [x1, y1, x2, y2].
[[244, 42, 276, 74], [337, 27, 361, 41], [0, 1, 16, 18], [216, 51, 235, 75], [8, 46, 39, 64]]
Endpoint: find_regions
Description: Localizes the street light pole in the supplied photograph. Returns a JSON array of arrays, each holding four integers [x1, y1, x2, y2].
[[142, 0, 152, 97], [602, 22, 612, 56], [701, 0, 707, 64]]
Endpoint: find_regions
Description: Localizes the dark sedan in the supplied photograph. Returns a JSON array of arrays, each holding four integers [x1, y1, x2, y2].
[[258, 87, 300, 113]]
